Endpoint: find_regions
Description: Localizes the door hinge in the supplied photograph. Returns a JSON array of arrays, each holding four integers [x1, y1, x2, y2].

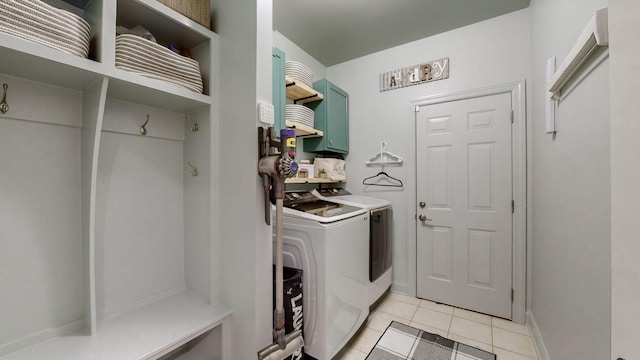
[[415, 106, 420, 112], [511, 110, 514, 123], [512, 200, 515, 214], [511, 289, 515, 302]]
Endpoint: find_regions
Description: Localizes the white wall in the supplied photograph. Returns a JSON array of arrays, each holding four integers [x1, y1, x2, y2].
[[528, 0, 610, 359], [327, 9, 531, 293], [214, 0, 273, 358], [273, 30, 327, 81], [0, 75, 83, 351], [610, 0, 640, 358]]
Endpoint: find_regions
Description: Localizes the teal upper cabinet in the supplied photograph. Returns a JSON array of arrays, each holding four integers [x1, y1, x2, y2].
[[304, 80, 349, 154], [272, 47, 286, 134]]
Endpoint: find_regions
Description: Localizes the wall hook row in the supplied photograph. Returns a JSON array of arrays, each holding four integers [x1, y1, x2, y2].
[[140, 114, 149, 135], [1, 83, 9, 114], [187, 161, 198, 176]]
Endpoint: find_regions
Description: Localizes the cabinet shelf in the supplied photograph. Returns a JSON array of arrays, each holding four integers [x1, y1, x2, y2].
[[0, 0, 218, 114], [117, 0, 213, 48], [286, 120, 323, 138], [0, 33, 105, 90], [0, 293, 231, 360], [107, 70, 212, 112], [285, 75, 323, 104], [0, 33, 215, 113]]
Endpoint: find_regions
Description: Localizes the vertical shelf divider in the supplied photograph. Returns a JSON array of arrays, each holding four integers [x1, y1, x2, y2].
[[98, 0, 117, 66], [81, 76, 109, 335]]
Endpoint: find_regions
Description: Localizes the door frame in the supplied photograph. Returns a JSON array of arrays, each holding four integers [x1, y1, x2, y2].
[[407, 81, 527, 323]]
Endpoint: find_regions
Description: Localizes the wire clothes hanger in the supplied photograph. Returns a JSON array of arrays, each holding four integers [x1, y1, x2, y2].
[[362, 171, 403, 187], [362, 141, 404, 187], [365, 141, 403, 165]]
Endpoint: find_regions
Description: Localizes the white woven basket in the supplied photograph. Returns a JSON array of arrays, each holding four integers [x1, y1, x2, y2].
[[0, 0, 90, 58], [115, 34, 204, 93]]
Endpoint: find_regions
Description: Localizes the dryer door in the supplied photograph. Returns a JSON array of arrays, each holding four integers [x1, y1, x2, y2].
[[370, 206, 392, 282]]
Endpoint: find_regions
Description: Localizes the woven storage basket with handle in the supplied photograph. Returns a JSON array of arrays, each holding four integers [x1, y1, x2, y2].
[[156, 0, 210, 29]]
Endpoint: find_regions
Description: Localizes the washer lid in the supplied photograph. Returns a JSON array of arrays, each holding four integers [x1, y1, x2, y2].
[[283, 191, 367, 223], [311, 190, 391, 209]]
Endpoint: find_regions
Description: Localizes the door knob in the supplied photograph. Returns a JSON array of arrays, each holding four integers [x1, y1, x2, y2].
[[418, 214, 432, 222], [419, 201, 426, 208]]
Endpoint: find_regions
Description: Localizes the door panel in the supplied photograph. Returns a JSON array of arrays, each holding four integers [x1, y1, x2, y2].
[[416, 93, 512, 319]]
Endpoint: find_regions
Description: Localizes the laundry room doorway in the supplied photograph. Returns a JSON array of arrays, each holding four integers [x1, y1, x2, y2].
[[410, 83, 527, 322]]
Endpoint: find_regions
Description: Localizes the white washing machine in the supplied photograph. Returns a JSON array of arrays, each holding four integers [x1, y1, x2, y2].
[[314, 189, 393, 307], [277, 191, 370, 360]]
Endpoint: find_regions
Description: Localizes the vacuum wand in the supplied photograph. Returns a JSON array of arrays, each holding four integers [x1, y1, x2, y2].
[[257, 128, 301, 360]]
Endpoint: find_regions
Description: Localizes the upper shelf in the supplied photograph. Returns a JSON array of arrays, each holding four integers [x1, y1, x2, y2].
[[0, 32, 105, 90], [117, 0, 215, 47], [286, 120, 323, 138], [286, 76, 323, 104], [0, 0, 217, 112]]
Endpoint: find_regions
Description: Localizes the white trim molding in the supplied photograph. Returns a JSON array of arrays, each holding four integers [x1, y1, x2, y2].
[[548, 8, 608, 100], [527, 310, 551, 360]]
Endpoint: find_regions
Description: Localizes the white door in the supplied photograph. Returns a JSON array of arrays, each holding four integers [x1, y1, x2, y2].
[[416, 93, 513, 319]]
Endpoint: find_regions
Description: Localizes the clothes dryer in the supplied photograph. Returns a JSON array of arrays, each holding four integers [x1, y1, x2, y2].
[[277, 191, 370, 360], [314, 189, 393, 307]]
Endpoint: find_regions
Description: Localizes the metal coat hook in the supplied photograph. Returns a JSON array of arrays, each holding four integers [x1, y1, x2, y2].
[[187, 161, 198, 176], [187, 113, 198, 132], [140, 114, 149, 135], [0, 84, 9, 114]]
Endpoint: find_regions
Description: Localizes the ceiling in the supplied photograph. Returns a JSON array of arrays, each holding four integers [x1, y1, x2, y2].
[[274, 0, 530, 67]]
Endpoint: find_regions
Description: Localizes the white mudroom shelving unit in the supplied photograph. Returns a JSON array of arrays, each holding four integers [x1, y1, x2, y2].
[[0, 0, 230, 359]]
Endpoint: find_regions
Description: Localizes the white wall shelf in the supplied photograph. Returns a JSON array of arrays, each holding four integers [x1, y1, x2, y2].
[[106, 71, 212, 112], [0, 0, 217, 113], [0, 32, 106, 90], [547, 8, 608, 99]]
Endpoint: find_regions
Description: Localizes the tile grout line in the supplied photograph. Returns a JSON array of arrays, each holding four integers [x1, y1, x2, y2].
[[387, 295, 538, 358], [493, 345, 538, 360], [491, 317, 495, 353]]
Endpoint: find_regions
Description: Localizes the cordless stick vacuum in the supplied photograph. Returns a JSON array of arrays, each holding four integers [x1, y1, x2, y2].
[[257, 127, 304, 360]]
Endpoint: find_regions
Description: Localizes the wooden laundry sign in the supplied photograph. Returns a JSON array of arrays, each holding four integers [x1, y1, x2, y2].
[[379, 57, 449, 92]]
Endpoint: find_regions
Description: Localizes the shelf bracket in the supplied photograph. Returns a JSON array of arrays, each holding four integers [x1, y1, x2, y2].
[[293, 93, 319, 104]]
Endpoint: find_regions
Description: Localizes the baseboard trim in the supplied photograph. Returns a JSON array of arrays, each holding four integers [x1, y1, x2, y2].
[[527, 310, 550, 360], [391, 282, 408, 295]]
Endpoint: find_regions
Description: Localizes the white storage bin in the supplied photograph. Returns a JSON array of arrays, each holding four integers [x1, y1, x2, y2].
[[0, 0, 91, 58], [115, 34, 204, 93]]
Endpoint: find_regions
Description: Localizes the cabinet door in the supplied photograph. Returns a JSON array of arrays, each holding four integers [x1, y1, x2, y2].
[[325, 82, 349, 153], [304, 80, 349, 154], [272, 47, 286, 134]]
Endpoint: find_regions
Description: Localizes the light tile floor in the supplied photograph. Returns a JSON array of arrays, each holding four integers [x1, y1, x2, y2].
[[337, 292, 539, 360]]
